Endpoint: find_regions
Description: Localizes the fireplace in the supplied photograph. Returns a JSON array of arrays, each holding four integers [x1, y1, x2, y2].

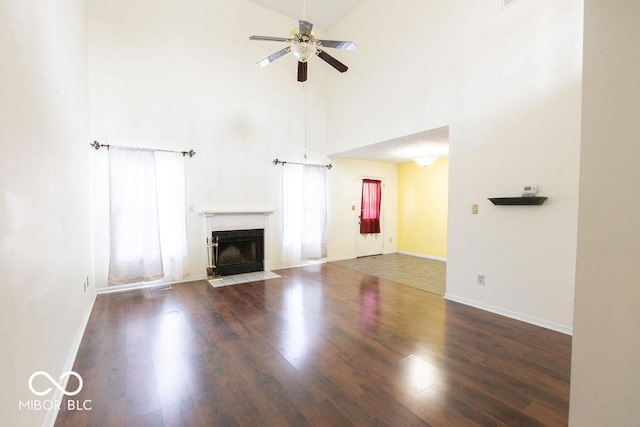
[[213, 229, 264, 276], [201, 210, 273, 278]]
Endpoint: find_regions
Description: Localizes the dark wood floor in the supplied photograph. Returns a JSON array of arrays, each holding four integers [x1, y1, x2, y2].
[[56, 264, 571, 426]]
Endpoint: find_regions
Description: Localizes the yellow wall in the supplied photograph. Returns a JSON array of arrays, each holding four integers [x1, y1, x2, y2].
[[398, 157, 448, 259]]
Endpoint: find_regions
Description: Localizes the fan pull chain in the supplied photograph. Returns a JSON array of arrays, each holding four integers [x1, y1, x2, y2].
[[304, 82, 308, 160]]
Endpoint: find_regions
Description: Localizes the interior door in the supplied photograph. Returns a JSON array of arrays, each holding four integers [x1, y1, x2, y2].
[[357, 177, 384, 257]]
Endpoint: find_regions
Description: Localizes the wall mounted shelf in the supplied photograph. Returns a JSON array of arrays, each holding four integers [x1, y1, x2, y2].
[[488, 197, 548, 206]]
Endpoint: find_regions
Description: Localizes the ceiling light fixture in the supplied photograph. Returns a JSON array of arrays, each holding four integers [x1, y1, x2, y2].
[[290, 42, 317, 62], [414, 156, 438, 166]]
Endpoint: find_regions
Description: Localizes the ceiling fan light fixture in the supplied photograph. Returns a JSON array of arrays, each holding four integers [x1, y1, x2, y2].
[[249, 6, 356, 81], [290, 42, 317, 62]]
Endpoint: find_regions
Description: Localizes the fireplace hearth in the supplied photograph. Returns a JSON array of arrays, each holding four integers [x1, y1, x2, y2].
[[212, 229, 264, 276]]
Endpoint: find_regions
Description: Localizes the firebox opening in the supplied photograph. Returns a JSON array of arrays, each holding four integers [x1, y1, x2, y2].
[[212, 229, 264, 276]]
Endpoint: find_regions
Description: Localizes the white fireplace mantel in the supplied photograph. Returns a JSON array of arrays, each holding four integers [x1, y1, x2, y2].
[[200, 209, 275, 217], [200, 210, 274, 231]]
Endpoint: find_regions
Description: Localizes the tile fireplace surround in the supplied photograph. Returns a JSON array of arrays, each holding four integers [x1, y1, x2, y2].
[[200, 210, 274, 273]]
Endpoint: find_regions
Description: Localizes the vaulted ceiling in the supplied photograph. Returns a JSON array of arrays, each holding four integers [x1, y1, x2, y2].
[[247, 0, 364, 30]]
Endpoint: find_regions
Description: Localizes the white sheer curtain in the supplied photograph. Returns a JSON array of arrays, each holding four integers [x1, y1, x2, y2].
[[155, 151, 188, 281], [282, 164, 327, 266], [108, 147, 188, 285], [108, 147, 163, 285]]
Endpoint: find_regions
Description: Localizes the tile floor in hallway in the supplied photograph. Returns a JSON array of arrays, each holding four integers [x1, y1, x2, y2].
[[331, 253, 446, 295]]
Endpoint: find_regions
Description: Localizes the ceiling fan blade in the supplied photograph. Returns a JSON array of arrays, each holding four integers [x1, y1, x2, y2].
[[297, 61, 308, 82], [250, 35, 292, 43], [299, 20, 313, 35], [256, 47, 291, 68], [316, 50, 348, 73], [317, 40, 357, 51]]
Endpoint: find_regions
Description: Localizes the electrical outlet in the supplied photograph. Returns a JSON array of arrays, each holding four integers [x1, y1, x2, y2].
[[84, 276, 89, 292], [389, 237, 392, 243], [472, 204, 478, 214], [477, 274, 485, 286]]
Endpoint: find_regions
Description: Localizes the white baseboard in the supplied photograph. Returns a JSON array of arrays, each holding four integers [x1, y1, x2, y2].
[[45, 291, 97, 427], [96, 275, 206, 295], [325, 252, 447, 263], [324, 255, 356, 263], [444, 293, 573, 336], [397, 250, 447, 262], [271, 260, 326, 271]]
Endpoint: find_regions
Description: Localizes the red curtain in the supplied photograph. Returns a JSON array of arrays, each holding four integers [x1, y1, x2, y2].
[[360, 179, 382, 234]]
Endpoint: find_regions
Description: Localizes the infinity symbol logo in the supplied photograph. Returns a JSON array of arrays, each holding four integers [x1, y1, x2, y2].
[[28, 371, 84, 397]]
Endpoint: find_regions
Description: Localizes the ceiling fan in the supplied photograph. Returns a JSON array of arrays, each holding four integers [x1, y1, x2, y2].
[[249, 1, 357, 82]]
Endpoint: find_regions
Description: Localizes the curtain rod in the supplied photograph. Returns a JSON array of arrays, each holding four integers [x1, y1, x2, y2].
[[273, 158, 333, 169], [90, 140, 196, 158]]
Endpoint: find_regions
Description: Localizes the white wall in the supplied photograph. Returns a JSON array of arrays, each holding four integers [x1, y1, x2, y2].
[[0, 1, 94, 426], [87, 0, 337, 288], [570, 1, 640, 424], [328, 0, 583, 332]]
